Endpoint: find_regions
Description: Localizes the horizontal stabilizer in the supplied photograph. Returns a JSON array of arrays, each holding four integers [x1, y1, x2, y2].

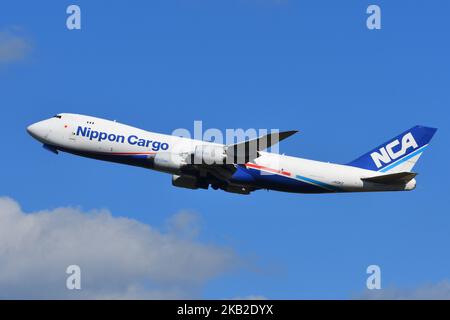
[[226, 130, 298, 163], [361, 172, 417, 184]]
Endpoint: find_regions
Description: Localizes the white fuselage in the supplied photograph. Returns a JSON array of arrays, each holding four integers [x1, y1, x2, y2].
[[27, 113, 415, 194]]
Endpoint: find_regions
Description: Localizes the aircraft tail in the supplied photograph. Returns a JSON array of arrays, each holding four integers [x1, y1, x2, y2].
[[347, 125, 437, 173]]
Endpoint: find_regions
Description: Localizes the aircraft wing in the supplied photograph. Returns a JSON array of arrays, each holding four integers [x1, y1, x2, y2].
[[179, 130, 298, 194], [225, 130, 298, 164]]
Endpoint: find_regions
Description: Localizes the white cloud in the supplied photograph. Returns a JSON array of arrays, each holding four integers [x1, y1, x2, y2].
[[0, 28, 31, 64], [0, 197, 239, 299], [358, 280, 450, 300], [166, 211, 201, 240]]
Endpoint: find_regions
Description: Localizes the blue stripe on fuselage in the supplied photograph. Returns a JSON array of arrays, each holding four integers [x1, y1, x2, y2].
[[295, 174, 341, 192], [230, 165, 335, 194]]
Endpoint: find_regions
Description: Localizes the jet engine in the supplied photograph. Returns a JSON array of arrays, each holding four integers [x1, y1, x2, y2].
[[153, 152, 187, 174], [193, 145, 226, 165], [172, 174, 208, 190]]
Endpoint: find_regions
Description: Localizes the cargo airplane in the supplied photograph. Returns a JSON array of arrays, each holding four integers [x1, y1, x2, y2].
[[27, 114, 436, 195]]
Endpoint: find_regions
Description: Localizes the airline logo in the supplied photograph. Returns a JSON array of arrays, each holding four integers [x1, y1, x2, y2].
[[370, 132, 418, 168], [76, 126, 169, 151]]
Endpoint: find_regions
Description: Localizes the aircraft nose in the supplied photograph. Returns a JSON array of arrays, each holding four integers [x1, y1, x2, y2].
[[27, 121, 50, 142], [26, 124, 35, 135]]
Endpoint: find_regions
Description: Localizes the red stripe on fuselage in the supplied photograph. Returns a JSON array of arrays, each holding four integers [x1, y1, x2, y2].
[[245, 163, 291, 176]]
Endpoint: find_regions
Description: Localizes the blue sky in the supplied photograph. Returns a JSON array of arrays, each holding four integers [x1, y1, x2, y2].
[[0, 1, 449, 299]]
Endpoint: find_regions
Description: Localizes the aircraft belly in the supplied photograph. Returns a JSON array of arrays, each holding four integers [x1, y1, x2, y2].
[[59, 147, 156, 170], [230, 166, 333, 194]]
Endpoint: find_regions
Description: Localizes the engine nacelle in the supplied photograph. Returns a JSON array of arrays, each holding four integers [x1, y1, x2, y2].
[[172, 175, 208, 190], [223, 184, 251, 195], [154, 152, 186, 174], [193, 145, 226, 165]]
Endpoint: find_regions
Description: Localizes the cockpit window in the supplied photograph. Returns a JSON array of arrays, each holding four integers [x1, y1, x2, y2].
[[53, 115, 62, 119]]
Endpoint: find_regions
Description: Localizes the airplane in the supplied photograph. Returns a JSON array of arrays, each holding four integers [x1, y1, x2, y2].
[[27, 113, 437, 195]]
